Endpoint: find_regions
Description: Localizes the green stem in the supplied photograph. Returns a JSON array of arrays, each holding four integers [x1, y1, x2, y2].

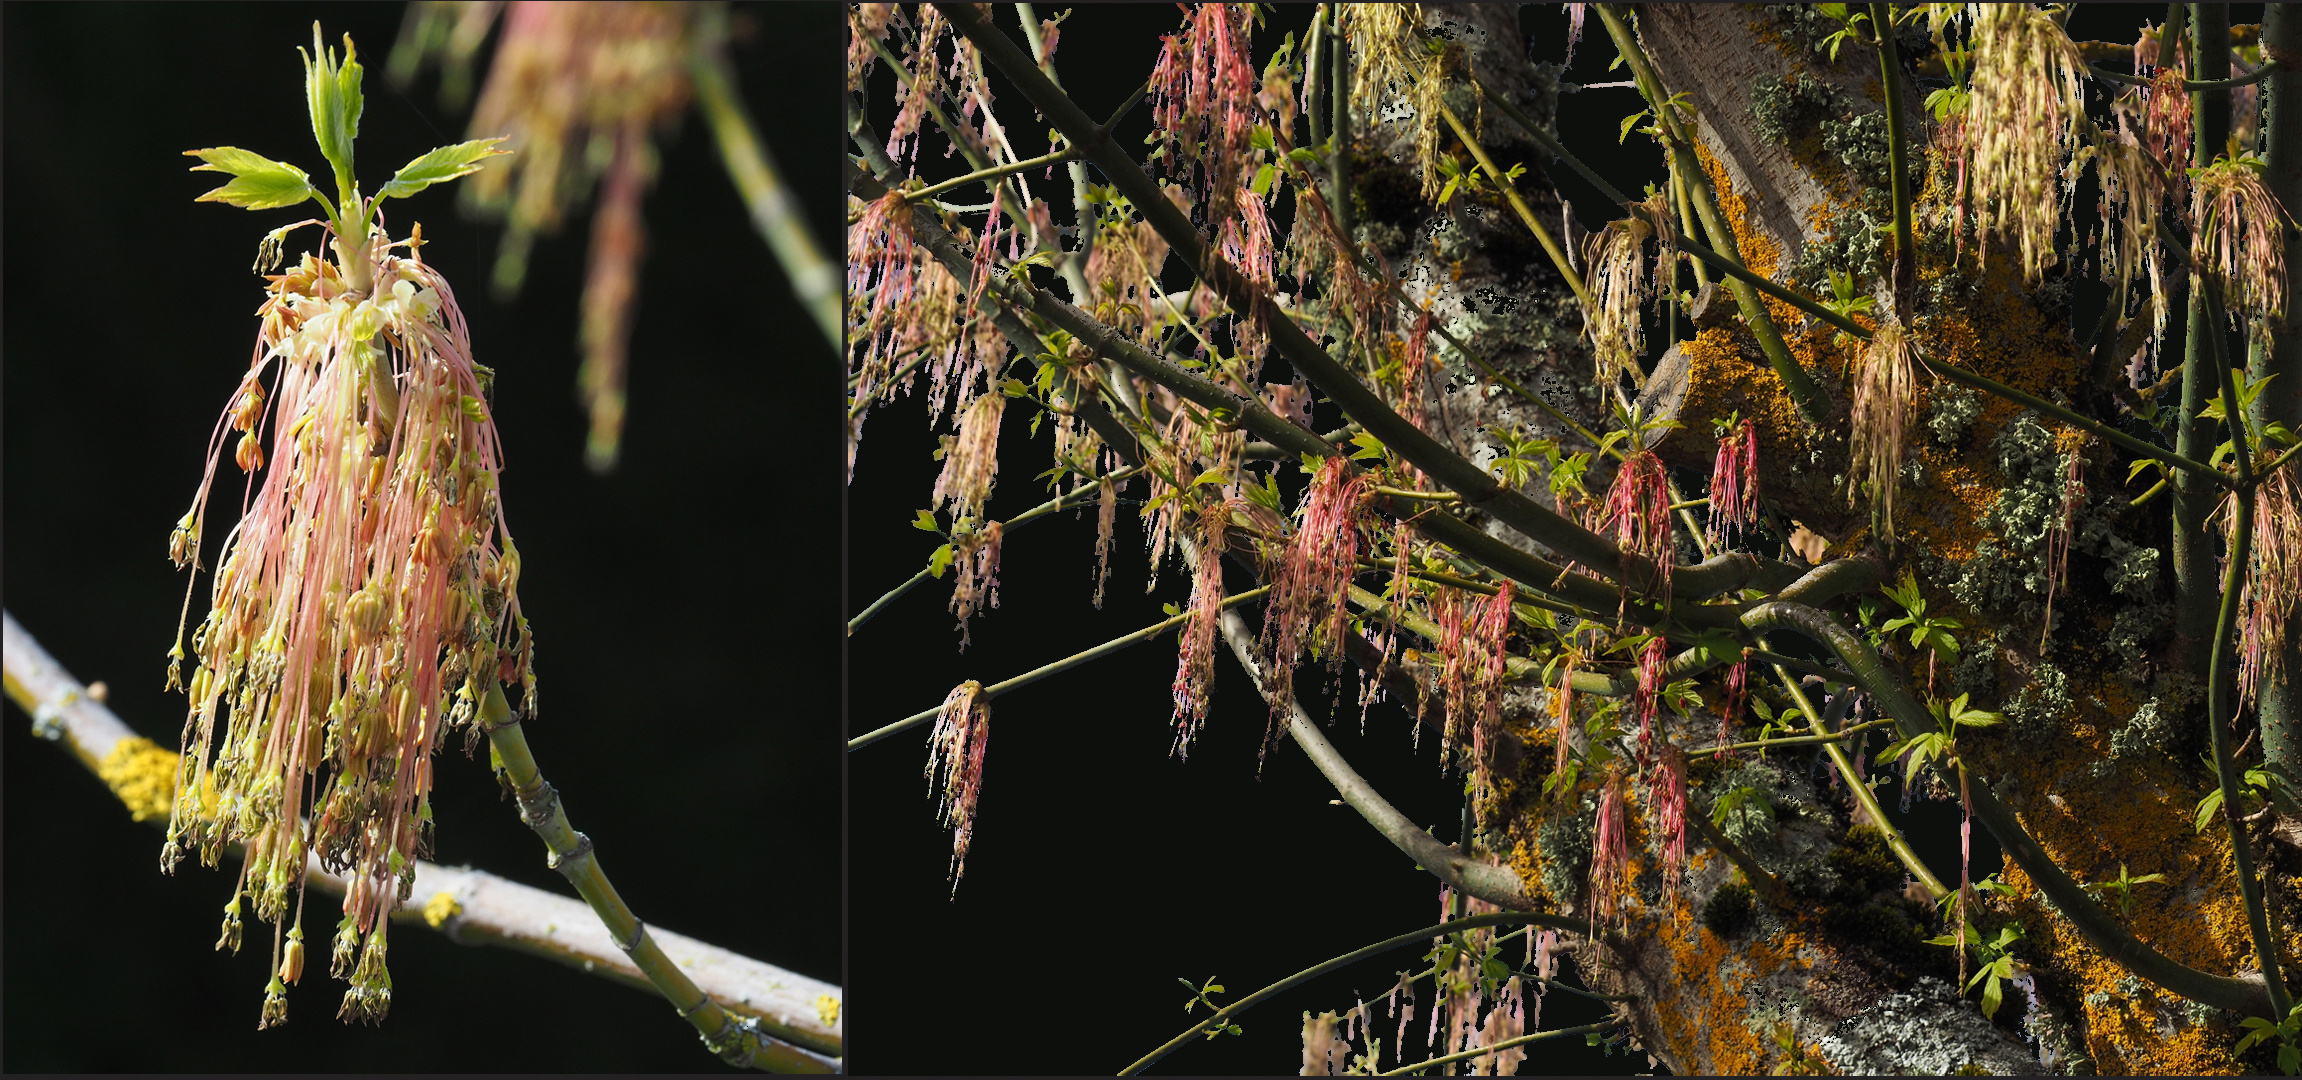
[[903, 146, 1076, 203], [1872, 4, 1916, 321], [1118, 912, 1594, 1076], [2204, 486, 2294, 1016], [2087, 60, 2282, 89], [2175, 5, 2237, 674], [1591, 4, 1830, 428], [1330, 18, 1352, 246], [845, 585, 1271, 750], [1688, 718, 1899, 759], [477, 688, 837, 1072], [688, 6, 838, 354], [1434, 100, 1593, 311], [1922, 355, 2236, 487], [2257, 3, 2302, 796], [1740, 602, 2281, 1015], [1378, 1021, 1623, 1076]]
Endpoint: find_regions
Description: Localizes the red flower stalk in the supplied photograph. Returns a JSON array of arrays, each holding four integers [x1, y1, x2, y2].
[[1602, 449, 1674, 599], [1171, 502, 1231, 759], [1552, 652, 1579, 782], [1648, 746, 1689, 888], [1706, 417, 1760, 549], [1467, 582, 1515, 805], [926, 679, 992, 894], [1589, 779, 1633, 924], [1630, 636, 1669, 766], [1718, 657, 1750, 754], [884, 6, 951, 170], [948, 521, 1003, 650], [2141, 68, 2192, 188], [1261, 456, 1369, 759], [1147, 3, 1257, 225], [1220, 176, 1278, 373]]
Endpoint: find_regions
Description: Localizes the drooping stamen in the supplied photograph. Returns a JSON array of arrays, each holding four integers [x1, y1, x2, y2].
[[1706, 417, 1760, 550], [1171, 502, 1230, 759], [1846, 319, 1920, 541], [926, 679, 992, 894]]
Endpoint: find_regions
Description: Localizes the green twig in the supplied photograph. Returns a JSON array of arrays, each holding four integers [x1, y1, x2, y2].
[[689, 6, 838, 354], [1378, 1021, 1624, 1076], [2087, 60, 2282, 89], [845, 585, 1270, 750], [477, 686, 839, 1071], [903, 146, 1076, 203], [1686, 717, 1898, 760]]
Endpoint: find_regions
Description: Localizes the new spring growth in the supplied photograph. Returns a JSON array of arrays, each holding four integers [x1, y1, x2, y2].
[[1584, 195, 1676, 389], [927, 680, 992, 894], [1602, 449, 1674, 598], [166, 23, 519, 1029], [2192, 152, 2293, 330], [2233, 462, 2302, 707], [1957, 3, 2088, 280]]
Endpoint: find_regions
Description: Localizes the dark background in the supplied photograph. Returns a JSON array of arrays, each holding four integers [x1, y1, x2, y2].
[[2, 2, 841, 1071]]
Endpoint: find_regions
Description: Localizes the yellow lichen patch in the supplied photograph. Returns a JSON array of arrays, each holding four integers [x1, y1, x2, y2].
[[1639, 883, 1806, 1073], [96, 736, 178, 823], [816, 993, 842, 1028], [1976, 664, 2302, 1075], [422, 890, 462, 929]]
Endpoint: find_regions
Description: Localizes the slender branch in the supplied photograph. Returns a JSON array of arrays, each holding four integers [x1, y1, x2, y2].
[[1377, 1020, 1623, 1076], [1685, 717, 1898, 759], [1434, 100, 1592, 312], [2087, 60, 2283, 89], [2203, 476, 2293, 1015], [1119, 911, 1591, 1076], [903, 146, 1076, 203], [688, 6, 838, 354], [1873, 4, 1916, 321], [847, 585, 1272, 751], [847, 464, 1148, 637], [0, 611, 842, 1066], [1922, 355, 2237, 487], [1741, 601, 2281, 1016], [477, 687, 835, 1071]]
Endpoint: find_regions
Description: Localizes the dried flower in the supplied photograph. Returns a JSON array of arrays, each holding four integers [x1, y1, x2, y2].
[[1092, 472, 1119, 609], [1342, 4, 1447, 201], [2234, 461, 2302, 707], [1845, 319, 1920, 541], [1583, 212, 1662, 388], [847, 3, 895, 92], [1706, 416, 1760, 550], [1172, 503, 1231, 759], [2093, 110, 2175, 371], [1960, 3, 2088, 280], [934, 391, 1006, 524], [926, 679, 992, 893], [948, 521, 1003, 649], [1302, 1010, 1349, 1076]]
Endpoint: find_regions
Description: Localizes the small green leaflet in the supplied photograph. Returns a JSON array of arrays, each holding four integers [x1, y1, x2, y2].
[[928, 544, 955, 579], [184, 148, 318, 210], [912, 510, 941, 533], [379, 138, 511, 200], [302, 23, 364, 181], [460, 396, 490, 423]]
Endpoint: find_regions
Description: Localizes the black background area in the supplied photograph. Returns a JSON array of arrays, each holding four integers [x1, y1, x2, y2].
[[2, 2, 841, 1071]]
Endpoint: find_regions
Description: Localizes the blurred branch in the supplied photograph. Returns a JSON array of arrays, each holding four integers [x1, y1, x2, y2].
[[689, 3, 840, 353], [2, 609, 843, 1067]]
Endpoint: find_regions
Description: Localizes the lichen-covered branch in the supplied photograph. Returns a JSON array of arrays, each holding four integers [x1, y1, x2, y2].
[[1, 611, 842, 1063]]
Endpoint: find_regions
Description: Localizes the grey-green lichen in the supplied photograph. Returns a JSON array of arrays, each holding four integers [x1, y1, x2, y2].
[[1928, 386, 1983, 446]]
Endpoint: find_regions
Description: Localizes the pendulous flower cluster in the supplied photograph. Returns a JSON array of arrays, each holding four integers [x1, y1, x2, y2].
[[166, 226, 535, 1026]]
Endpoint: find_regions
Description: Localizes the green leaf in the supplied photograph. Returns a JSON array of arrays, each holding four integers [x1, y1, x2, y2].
[[301, 23, 363, 183], [1978, 971, 2003, 1019], [1619, 109, 1651, 145], [1250, 162, 1277, 198], [928, 544, 955, 579], [184, 148, 319, 210], [912, 510, 941, 533], [1349, 430, 1387, 461], [2195, 786, 2226, 833], [379, 138, 511, 200], [1249, 125, 1275, 152], [460, 395, 489, 423]]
